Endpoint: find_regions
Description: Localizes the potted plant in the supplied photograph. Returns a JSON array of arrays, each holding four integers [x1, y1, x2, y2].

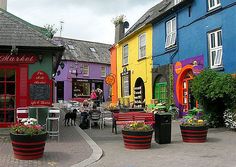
[[180, 108, 208, 143], [10, 118, 47, 160], [122, 121, 153, 149]]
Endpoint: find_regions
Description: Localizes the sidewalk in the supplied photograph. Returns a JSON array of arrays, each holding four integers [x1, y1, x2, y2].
[[0, 111, 100, 167], [85, 121, 236, 167]]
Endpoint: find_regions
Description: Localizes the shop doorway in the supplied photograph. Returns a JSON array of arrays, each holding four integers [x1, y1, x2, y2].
[[134, 78, 145, 108], [0, 68, 16, 127], [56, 81, 64, 101]]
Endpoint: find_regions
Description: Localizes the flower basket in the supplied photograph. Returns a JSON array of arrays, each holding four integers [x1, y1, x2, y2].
[[9, 118, 47, 160], [122, 122, 153, 149]]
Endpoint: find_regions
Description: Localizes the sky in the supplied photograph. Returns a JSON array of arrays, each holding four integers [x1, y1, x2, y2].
[[7, 0, 161, 44]]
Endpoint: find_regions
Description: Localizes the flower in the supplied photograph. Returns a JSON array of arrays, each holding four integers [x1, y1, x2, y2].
[[123, 121, 153, 132], [180, 108, 207, 127], [10, 118, 46, 136]]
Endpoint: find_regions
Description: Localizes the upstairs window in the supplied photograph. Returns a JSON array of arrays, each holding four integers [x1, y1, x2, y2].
[[208, 29, 223, 68], [138, 33, 146, 59], [165, 17, 176, 48], [174, 0, 182, 5], [122, 44, 128, 66], [83, 64, 89, 76], [208, 0, 221, 11], [101, 66, 106, 77]]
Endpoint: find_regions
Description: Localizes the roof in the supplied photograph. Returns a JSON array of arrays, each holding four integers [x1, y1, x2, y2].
[[125, 0, 174, 37], [53, 37, 112, 64], [0, 8, 59, 48]]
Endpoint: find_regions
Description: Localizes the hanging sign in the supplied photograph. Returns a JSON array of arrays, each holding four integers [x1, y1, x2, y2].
[[0, 54, 37, 64], [175, 61, 182, 75], [105, 73, 116, 85]]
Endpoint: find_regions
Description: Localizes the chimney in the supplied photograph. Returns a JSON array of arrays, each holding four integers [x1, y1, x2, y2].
[[114, 15, 129, 43], [0, 0, 7, 10]]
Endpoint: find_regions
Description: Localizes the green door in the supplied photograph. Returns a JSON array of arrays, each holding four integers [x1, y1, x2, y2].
[[154, 82, 167, 103]]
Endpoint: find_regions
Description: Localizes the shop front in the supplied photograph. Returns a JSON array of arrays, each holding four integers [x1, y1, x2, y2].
[[174, 55, 204, 116]]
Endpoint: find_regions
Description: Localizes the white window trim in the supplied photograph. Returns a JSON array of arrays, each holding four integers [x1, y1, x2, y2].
[[208, 29, 223, 69], [101, 66, 106, 77], [138, 33, 146, 59], [122, 44, 128, 66], [165, 17, 176, 48], [174, 0, 182, 5], [83, 64, 89, 76], [208, 0, 221, 11]]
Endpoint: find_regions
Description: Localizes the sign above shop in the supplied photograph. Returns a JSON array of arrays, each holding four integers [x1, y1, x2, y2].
[[0, 54, 37, 64], [175, 61, 182, 74], [105, 73, 116, 85]]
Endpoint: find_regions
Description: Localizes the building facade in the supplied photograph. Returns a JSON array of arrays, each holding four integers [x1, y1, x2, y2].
[[54, 37, 111, 102]]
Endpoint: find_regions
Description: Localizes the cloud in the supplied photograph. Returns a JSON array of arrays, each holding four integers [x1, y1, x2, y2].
[[7, 0, 161, 44]]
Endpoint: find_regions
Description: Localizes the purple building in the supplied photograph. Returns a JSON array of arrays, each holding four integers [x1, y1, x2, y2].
[[54, 37, 111, 102]]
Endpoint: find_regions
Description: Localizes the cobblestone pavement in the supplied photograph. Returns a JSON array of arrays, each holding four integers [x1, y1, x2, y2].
[[0, 111, 92, 167]]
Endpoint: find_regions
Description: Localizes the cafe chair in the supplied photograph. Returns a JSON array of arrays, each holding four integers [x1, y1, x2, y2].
[[46, 107, 60, 141], [16, 107, 29, 123], [89, 112, 102, 129]]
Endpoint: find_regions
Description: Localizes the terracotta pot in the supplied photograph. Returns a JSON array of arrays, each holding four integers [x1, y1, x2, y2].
[[180, 125, 208, 143], [122, 130, 153, 149], [10, 133, 47, 160]]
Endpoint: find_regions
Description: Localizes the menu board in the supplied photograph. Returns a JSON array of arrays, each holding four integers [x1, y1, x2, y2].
[[30, 84, 50, 100]]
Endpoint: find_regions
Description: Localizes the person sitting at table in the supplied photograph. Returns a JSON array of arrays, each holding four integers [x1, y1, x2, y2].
[[89, 104, 101, 127]]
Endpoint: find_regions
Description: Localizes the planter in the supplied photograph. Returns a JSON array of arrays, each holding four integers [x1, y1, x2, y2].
[[122, 130, 153, 149], [180, 125, 208, 143], [10, 133, 47, 160]]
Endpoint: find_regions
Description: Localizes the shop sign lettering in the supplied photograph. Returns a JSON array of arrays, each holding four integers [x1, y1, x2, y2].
[[0, 54, 37, 64]]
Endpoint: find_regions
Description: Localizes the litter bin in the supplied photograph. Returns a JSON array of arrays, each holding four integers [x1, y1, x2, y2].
[[154, 113, 171, 144]]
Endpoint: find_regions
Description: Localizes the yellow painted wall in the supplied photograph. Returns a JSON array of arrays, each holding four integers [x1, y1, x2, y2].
[[116, 25, 153, 105]]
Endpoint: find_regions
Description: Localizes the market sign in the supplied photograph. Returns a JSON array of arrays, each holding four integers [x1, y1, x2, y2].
[[175, 61, 182, 75], [105, 73, 116, 85], [0, 54, 38, 64]]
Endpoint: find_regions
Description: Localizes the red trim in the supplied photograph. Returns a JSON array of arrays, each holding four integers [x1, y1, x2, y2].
[[12, 141, 45, 145]]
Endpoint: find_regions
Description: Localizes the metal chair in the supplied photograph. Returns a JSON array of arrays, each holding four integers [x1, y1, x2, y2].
[[16, 107, 29, 123], [46, 107, 60, 141], [89, 111, 102, 129]]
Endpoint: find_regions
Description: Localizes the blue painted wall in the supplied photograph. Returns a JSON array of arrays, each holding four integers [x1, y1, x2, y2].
[[153, 0, 236, 73]]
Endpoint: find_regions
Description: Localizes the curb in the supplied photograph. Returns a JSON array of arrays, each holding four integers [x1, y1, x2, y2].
[[71, 126, 103, 167]]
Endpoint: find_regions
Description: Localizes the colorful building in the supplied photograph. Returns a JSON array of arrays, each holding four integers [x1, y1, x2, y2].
[[0, 8, 64, 127], [54, 37, 111, 102], [152, 0, 236, 115]]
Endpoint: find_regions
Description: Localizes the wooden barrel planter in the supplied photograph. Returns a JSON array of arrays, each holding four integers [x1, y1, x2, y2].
[[10, 133, 47, 160], [122, 130, 153, 149], [180, 125, 208, 143]]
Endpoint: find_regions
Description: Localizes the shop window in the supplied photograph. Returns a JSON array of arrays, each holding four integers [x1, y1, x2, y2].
[[101, 66, 106, 77], [156, 82, 167, 103], [72, 80, 90, 97], [165, 17, 176, 48], [208, 29, 223, 69], [123, 75, 129, 96], [208, 0, 221, 11], [122, 44, 128, 66], [138, 33, 146, 59], [83, 65, 89, 76]]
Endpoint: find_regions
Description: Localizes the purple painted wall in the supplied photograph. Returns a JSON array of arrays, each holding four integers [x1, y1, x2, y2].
[[173, 55, 204, 116], [55, 60, 111, 101]]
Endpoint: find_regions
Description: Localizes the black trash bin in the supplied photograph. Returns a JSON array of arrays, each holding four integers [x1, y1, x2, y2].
[[154, 113, 171, 144]]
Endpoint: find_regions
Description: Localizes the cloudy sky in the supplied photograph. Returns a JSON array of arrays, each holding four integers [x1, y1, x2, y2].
[[7, 0, 161, 44]]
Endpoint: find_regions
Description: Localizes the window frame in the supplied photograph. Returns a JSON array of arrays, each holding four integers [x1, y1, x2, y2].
[[83, 64, 89, 76], [101, 66, 106, 77], [122, 44, 128, 66], [208, 29, 223, 69], [208, 0, 221, 11], [165, 17, 177, 49], [138, 33, 146, 60]]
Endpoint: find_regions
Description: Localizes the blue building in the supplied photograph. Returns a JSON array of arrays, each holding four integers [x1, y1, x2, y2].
[[151, 0, 236, 115]]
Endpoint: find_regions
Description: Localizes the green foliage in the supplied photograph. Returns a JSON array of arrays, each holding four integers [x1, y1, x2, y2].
[[191, 69, 236, 127], [123, 122, 153, 132], [43, 24, 58, 38]]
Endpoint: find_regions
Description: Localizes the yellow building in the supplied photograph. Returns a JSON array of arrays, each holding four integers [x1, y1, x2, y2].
[[116, 24, 153, 108]]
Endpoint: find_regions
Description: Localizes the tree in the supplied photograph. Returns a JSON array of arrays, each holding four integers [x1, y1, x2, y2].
[[43, 24, 58, 39]]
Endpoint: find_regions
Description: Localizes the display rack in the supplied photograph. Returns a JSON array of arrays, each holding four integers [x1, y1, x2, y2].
[[134, 86, 142, 108]]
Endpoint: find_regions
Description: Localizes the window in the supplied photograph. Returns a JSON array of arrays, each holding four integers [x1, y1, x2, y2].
[[101, 66, 106, 77], [122, 44, 128, 65], [123, 75, 129, 97], [174, 0, 182, 5], [208, 0, 221, 11], [165, 17, 176, 48], [208, 29, 223, 68], [138, 33, 146, 59], [83, 65, 89, 76], [155, 82, 167, 103]]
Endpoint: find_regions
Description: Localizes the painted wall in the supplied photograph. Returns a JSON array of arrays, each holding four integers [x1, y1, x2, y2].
[[153, 0, 236, 73], [55, 60, 111, 101], [110, 45, 118, 104], [116, 25, 153, 105]]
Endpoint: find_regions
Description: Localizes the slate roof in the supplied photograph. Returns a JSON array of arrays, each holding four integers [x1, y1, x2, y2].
[[0, 8, 59, 48], [53, 37, 112, 64]]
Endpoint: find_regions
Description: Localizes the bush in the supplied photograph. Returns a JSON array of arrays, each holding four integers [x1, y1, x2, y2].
[[191, 69, 236, 127], [223, 108, 236, 129]]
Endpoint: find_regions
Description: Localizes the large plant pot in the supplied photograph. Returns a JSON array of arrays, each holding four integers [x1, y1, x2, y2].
[[180, 125, 208, 143], [122, 130, 153, 149], [10, 133, 47, 160]]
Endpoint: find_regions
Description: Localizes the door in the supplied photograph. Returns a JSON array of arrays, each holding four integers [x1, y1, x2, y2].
[[0, 68, 16, 127], [154, 82, 167, 103], [56, 81, 64, 101], [182, 70, 194, 112]]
